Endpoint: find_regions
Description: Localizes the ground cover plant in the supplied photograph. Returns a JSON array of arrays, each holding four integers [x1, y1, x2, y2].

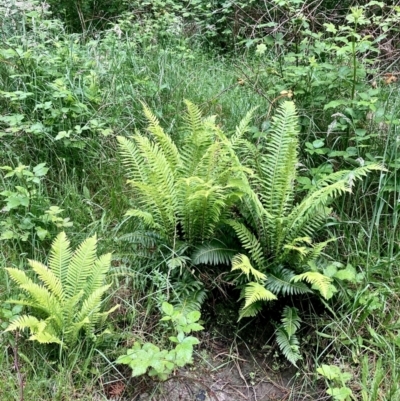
[[1, 0, 400, 400]]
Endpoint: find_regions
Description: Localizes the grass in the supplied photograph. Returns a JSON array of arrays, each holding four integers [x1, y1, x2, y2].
[[1, 2, 400, 400]]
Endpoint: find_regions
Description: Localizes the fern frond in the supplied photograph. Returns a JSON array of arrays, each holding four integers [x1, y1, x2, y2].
[[19, 283, 62, 326], [314, 163, 385, 190], [259, 101, 299, 218], [66, 234, 98, 298], [28, 260, 63, 302], [84, 253, 112, 299], [125, 209, 160, 229], [6, 268, 32, 287], [117, 135, 148, 183], [232, 254, 267, 282], [227, 220, 265, 269], [77, 284, 111, 329], [285, 181, 349, 243], [265, 267, 312, 296], [242, 282, 277, 309], [291, 272, 332, 299], [281, 306, 301, 338], [48, 232, 71, 287], [230, 108, 257, 146], [30, 329, 63, 344], [5, 315, 40, 332], [141, 102, 180, 170], [238, 301, 264, 319], [303, 238, 336, 264], [192, 240, 237, 266], [275, 326, 302, 366]]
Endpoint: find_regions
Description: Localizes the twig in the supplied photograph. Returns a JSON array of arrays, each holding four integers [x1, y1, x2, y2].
[[13, 331, 24, 401]]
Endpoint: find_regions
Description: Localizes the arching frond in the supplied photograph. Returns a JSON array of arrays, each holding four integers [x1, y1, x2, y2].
[[29, 260, 63, 302], [230, 108, 257, 146], [141, 102, 180, 170], [227, 220, 265, 269], [259, 101, 299, 217], [242, 282, 277, 309], [85, 253, 112, 299], [237, 301, 264, 319], [265, 266, 312, 296], [281, 306, 301, 338], [192, 240, 237, 266], [291, 272, 332, 299], [232, 254, 267, 282]]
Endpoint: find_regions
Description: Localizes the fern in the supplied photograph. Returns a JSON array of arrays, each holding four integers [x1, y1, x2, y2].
[[229, 101, 381, 321], [191, 240, 237, 266], [275, 307, 302, 366], [118, 101, 251, 266], [265, 266, 311, 296], [5, 232, 117, 348], [239, 282, 277, 320], [291, 272, 332, 300], [231, 254, 267, 282]]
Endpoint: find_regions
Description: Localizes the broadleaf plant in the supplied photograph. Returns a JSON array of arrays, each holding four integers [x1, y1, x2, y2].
[[116, 302, 203, 381], [5, 232, 118, 348]]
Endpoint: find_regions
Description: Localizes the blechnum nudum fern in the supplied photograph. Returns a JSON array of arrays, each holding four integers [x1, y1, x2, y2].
[[117, 100, 251, 261], [5, 232, 118, 348], [229, 101, 383, 319]]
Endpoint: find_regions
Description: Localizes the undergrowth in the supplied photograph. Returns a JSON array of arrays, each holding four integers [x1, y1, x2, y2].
[[1, 1, 399, 400]]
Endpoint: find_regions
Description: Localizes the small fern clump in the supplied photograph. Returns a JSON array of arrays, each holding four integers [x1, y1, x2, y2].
[[5, 232, 118, 348]]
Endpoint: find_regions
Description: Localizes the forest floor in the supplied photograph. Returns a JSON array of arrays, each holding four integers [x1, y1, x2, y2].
[[103, 337, 320, 401]]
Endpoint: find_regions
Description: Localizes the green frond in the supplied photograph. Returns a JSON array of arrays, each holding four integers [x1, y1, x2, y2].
[[230, 108, 257, 146], [77, 284, 111, 331], [180, 101, 215, 177], [19, 283, 62, 326], [238, 301, 264, 319], [48, 232, 72, 287], [265, 267, 312, 296], [5, 315, 40, 332], [28, 260, 63, 301], [285, 181, 349, 243], [281, 306, 301, 338], [29, 330, 62, 345], [259, 101, 299, 217], [117, 135, 148, 183], [303, 238, 336, 264], [315, 163, 385, 189], [291, 272, 332, 299], [6, 267, 32, 287], [275, 326, 302, 366], [65, 317, 90, 343], [232, 254, 267, 282], [66, 234, 98, 299], [141, 102, 180, 170], [125, 209, 159, 229], [227, 220, 265, 269], [191, 240, 237, 266], [242, 282, 277, 309], [61, 290, 85, 331], [84, 253, 112, 299]]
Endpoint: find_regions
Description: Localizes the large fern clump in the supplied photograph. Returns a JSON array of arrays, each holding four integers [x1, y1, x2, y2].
[[5, 232, 118, 348], [229, 101, 383, 319], [117, 100, 252, 264]]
